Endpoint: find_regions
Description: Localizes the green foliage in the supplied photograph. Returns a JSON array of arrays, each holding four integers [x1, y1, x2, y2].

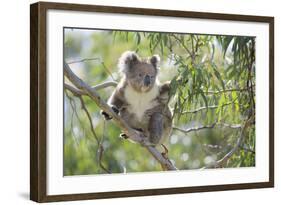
[[64, 28, 255, 175]]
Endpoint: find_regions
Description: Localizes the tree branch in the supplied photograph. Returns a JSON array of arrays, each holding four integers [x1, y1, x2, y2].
[[64, 81, 117, 96], [180, 102, 235, 114], [78, 96, 111, 174], [67, 57, 100, 64], [203, 116, 254, 168], [173, 122, 241, 134], [204, 87, 252, 95], [64, 61, 177, 171], [92, 81, 118, 90], [65, 85, 111, 173], [66, 57, 116, 81], [179, 98, 241, 114], [171, 34, 193, 57], [78, 96, 100, 143]]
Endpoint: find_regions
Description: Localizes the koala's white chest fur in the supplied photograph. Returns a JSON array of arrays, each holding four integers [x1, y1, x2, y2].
[[124, 84, 159, 121]]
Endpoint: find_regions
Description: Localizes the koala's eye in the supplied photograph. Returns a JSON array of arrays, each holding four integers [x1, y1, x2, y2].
[[138, 73, 142, 77]]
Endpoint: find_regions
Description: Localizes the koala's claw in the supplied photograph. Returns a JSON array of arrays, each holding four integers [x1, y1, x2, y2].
[[101, 111, 112, 120], [101, 106, 119, 120], [161, 144, 169, 158], [112, 106, 119, 114], [134, 128, 144, 132], [120, 133, 129, 139]]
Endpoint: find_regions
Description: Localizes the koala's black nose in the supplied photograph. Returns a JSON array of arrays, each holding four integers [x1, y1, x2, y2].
[[144, 75, 150, 86]]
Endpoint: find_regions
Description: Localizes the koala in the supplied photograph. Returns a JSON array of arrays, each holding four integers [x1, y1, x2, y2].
[[102, 51, 172, 146]]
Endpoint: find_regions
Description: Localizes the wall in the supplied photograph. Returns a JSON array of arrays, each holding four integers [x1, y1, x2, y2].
[[0, 0, 279, 204]]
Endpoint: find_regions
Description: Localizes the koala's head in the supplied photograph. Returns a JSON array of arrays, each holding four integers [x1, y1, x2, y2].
[[118, 51, 160, 92]]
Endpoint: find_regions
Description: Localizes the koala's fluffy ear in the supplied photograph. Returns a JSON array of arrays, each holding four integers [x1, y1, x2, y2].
[[150, 54, 160, 69], [118, 51, 140, 73]]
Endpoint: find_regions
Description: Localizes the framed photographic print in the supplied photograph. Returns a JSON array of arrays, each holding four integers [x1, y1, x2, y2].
[[30, 1, 274, 202]]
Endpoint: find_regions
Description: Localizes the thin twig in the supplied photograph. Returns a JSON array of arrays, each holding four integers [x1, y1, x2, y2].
[[64, 81, 117, 96], [65, 84, 85, 96], [100, 61, 116, 81], [77, 96, 100, 144], [67, 57, 116, 81], [239, 145, 255, 154], [171, 34, 193, 57], [203, 116, 254, 168], [67, 58, 100, 64], [190, 35, 196, 63], [66, 84, 111, 173], [203, 144, 223, 150], [97, 120, 111, 174], [91, 81, 118, 90], [173, 122, 241, 134], [180, 98, 240, 114], [181, 102, 233, 114], [65, 90, 80, 147], [182, 104, 222, 114], [204, 88, 251, 94]]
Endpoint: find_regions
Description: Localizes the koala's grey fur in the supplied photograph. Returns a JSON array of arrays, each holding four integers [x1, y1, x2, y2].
[[103, 51, 172, 146]]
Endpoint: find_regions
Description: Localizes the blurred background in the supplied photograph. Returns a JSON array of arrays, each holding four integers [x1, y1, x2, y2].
[[63, 28, 255, 175]]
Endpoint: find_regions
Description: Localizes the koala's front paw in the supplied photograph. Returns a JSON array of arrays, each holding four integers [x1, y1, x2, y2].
[[149, 135, 161, 146], [161, 144, 169, 157], [119, 128, 143, 140], [111, 105, 119, 115], [119, 133, 129, 139], [101, 110, 112, 120], [101, 106, 119, 120]]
